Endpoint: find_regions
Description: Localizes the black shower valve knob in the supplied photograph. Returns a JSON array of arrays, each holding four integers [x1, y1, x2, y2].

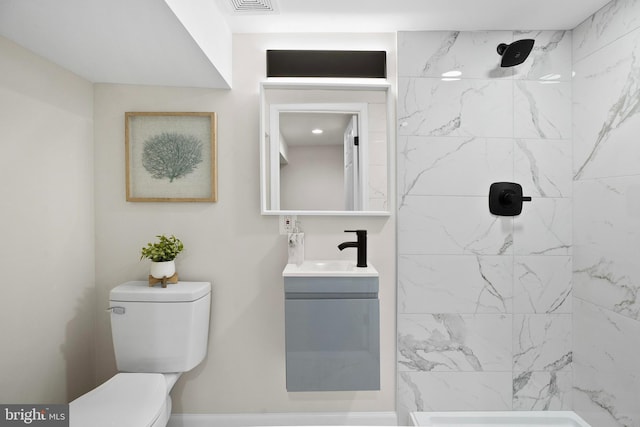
[[499, 189, 532, 205], [489, 182, 532, 216]]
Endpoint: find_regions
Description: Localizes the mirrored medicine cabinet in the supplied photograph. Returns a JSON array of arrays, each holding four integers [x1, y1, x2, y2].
[[260, 81, 393, 216]]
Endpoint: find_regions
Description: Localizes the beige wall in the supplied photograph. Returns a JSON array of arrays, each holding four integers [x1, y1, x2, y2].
[[93, 32, 396, 413], [0, 30, 395, 412], [0, 36, 95, 403]]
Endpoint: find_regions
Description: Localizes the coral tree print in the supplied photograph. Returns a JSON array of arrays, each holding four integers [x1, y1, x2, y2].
[[125, 112, 217, 202], [142, 132, 203, 182]]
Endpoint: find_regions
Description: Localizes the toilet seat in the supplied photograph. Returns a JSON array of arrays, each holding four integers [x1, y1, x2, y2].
[[70, 373, 168, 427]]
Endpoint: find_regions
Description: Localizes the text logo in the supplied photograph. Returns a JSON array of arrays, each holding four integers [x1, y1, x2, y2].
[[0, 405, 68, 426]]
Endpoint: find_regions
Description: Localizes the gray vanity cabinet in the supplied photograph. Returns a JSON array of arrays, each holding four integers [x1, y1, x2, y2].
[[284, 276, 380, 392]]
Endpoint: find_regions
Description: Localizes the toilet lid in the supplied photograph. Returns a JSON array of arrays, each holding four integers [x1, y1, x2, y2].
[[70, 373, 167, 427]]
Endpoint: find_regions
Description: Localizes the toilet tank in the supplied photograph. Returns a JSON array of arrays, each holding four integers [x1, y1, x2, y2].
[[109, 281, 211, 373]]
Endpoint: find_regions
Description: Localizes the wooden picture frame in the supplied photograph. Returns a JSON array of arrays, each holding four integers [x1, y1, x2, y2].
[[125, 112, 217, 202]]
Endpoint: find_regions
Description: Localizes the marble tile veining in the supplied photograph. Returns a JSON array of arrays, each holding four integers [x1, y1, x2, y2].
[[513, 198, 572, 256], [398, 136, 513, 199], [399, 195, 513, 255], [398, 314, 512, 372], [514, 256, 572, 314], [514, 81, 572, 140], [573, 298, 640, 427], [398, 31, 514, 79], [398, 77, 513, 138], [513, 371, 572, 410], [573, 0, 640, 62], [399, 255, 513, 314], [573, 30, 640, 180], [574, 178, 640, 321], [514, 139, 572, 198], [513, 314, 572, 373], [514, 30, 572, 81]]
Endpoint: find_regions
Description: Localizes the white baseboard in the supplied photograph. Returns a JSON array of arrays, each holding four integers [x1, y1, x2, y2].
[[168, 411, 398, 427]]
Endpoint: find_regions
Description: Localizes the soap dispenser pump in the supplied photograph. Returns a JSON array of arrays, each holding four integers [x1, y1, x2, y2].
[[288, 220, 304, 265]]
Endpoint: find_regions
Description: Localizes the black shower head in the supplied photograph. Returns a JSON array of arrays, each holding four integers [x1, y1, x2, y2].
[[497, 39, 535, 67]]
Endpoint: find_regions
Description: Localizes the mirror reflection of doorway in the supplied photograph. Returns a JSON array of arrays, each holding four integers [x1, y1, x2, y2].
[[343, 114, 359, 211], [274, 105, 368, 211]]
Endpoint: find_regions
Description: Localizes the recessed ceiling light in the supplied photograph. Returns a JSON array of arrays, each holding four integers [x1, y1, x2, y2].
[[312, 129, 323, 134]]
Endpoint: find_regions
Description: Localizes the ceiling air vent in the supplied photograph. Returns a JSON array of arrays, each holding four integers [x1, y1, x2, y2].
[[229, 0, 278, 13]]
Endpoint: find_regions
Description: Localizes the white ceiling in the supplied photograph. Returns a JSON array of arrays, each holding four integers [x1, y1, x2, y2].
[[280, 112, 352, 147], [217, 0, 613, 33], [0, 0, 613, 88]]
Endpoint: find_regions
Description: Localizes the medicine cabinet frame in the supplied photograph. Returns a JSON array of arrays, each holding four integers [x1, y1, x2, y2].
[[259, 80, 393, 216]]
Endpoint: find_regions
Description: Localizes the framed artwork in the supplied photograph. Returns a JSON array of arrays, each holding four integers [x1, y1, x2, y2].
[[125, 112, 217, 202]]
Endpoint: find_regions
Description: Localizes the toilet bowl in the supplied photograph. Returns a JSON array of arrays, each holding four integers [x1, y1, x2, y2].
[[70, 373, 173, 427], [70, 281, 211, 427]]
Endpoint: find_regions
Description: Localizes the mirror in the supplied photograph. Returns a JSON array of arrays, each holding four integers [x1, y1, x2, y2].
[[273, 104, 367, 211], [260, 82, 392, 216]]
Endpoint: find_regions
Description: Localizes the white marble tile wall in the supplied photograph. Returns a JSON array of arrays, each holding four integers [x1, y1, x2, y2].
[[574, 178, 640, 320], [514, 139, 572, 198], [397, 30, 572, 423], [398, 371, 512, 415], [398, 31, 513, 79], [513, 31, 573, 81], [573, 0, 640, 63], [574, 299, 640, 426], [573, 2, 640, 424], [513, 370, 572, 411], [513, 256, 572, 314], [513, 81, 572, 140], [398, 255, 513, 314], [573, 29, 640, 181]]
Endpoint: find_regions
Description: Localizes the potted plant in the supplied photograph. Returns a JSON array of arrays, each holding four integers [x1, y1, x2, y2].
[[140, 234, 184, 279]]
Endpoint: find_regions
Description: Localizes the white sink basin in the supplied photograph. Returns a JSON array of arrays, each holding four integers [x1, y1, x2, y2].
[[283, 260, 378, 277]]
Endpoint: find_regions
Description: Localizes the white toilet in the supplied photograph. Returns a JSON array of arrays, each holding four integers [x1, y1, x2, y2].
[[70, 281, 211, 427]]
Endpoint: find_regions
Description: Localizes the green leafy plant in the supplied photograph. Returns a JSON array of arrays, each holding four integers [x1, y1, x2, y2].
[[140, 235, 184, 262]]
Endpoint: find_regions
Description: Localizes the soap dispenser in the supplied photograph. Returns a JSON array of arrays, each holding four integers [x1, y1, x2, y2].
[[288, 220, 304, 265]]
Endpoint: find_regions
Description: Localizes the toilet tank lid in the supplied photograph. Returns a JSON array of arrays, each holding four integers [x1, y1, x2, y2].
[[110, 281, 211, 302]]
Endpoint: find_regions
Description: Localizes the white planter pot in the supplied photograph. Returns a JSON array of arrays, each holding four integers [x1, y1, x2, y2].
[[150, 260, 176, 279]]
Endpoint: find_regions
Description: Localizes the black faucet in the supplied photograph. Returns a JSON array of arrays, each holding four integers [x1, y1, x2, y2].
[[338, 230, 367, 267]]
